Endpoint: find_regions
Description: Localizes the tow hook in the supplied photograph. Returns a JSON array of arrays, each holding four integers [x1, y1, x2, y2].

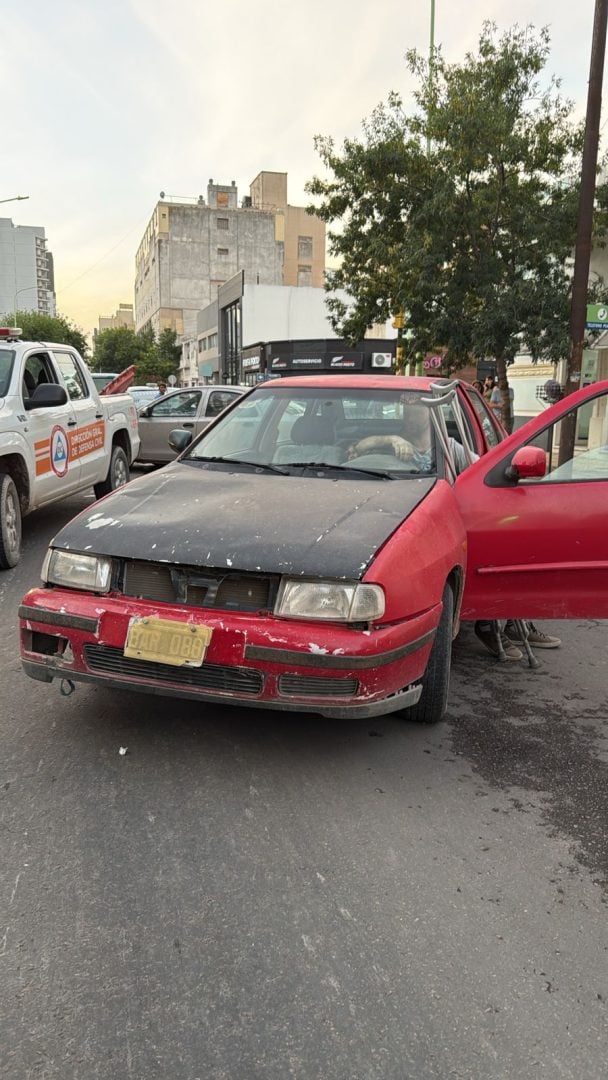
[[60, 678, 76, 697]]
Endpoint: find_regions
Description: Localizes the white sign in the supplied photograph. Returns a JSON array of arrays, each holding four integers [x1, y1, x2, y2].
[[168, 374, 177, 386]]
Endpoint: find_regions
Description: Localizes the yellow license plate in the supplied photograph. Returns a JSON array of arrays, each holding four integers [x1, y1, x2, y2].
[[124, 617, 213, 667]]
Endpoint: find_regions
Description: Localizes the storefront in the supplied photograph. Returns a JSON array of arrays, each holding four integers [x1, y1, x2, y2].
[[240, 340, 395, 385]]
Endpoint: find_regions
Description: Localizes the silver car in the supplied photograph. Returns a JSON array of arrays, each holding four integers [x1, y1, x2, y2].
[[136, 385, 244, 464]]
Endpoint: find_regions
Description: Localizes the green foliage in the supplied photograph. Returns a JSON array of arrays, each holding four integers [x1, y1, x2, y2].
[[3, 311, 88, 356], [92, 326, 180, 384], [307, 22, 608, 432]]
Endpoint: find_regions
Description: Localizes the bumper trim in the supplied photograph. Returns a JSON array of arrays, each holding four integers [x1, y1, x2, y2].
[[18, 604, 100, 634], [244, 629, 435, 670], [20, 659, 423, 719]]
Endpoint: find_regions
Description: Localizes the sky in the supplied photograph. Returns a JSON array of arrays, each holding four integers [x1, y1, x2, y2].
[[2, 0, 603, 339]]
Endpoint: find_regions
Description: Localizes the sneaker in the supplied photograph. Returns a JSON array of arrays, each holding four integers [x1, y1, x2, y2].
[[474, 622, 523, 661], [505, 621, 561, 649]]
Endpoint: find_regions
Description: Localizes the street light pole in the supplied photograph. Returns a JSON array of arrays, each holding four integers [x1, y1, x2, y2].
[[13, 287, 37, 327]]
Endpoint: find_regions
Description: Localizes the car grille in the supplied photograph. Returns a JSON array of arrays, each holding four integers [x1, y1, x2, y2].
[[121, 560, 276, 613], [277, 674, 359, 697], [84, 645, 264, 695]]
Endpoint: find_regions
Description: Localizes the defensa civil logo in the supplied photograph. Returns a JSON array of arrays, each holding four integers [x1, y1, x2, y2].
[[50, 425, 70, 478]]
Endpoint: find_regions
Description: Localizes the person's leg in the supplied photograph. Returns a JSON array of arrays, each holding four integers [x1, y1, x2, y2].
[[474, 620, 523, 661], [504, 621, 561, 649]]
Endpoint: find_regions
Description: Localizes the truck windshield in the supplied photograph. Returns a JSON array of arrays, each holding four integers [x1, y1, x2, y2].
[[0, 349, 15, 397]]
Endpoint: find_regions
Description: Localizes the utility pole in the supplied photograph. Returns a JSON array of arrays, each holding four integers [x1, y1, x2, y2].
[[559, 0, 608, 465]]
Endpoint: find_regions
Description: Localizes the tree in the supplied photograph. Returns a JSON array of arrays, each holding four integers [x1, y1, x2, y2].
[[92, 325, 181, 384], [3, 311, 88, 357], [92, 326, 155, 375], [308, 23, 607, 433]]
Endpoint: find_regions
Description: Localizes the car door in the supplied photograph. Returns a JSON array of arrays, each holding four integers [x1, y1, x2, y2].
[[455, 380, 608, 621], [20, 349, 82, 503], [52, 350, 105, 488], [138, 390, 203, 462]]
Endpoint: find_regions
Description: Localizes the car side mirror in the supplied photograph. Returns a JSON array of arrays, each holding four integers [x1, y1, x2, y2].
[[139, 406, 151, 418], [24, 384, 68, 410], [168, 428, 193, 453], [505, 446, 546, 481]]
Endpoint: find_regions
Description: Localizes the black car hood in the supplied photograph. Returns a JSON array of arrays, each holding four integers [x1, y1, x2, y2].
[[54, 462, 435, 580]]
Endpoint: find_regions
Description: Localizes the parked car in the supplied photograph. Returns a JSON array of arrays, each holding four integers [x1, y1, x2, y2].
[[136, 385, 245, 463], [19, 374, 608, 721]]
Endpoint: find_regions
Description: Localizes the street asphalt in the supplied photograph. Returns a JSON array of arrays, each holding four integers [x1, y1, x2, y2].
[[1, 492, 607, 1080]]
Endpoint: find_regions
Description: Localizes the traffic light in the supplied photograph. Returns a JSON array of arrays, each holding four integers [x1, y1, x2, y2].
[[392, 312, 405, 330]]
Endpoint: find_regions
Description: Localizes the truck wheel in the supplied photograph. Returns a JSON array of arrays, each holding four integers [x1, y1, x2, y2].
[[405, 584, 454, 725], [94, 445, 129, 500], [0, 474, 22, 569]]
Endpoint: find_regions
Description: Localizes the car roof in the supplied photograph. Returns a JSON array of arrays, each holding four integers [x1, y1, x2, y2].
[[255, 375, 458, 391]]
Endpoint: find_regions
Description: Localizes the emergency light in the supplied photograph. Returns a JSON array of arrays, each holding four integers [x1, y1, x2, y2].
[[0, 327, 22, 340]]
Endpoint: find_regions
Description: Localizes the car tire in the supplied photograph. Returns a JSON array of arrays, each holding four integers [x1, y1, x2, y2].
[[0, 474, 22, 569], [405, 583, 454, 725], [94, 445, 130, 500]]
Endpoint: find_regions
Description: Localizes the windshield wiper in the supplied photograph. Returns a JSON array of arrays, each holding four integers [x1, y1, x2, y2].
[[191, 456, 288, 475], [284, 461, 395, 479]]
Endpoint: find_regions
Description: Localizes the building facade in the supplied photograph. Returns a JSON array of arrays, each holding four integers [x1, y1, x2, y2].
[[0, 217, 56, 320], [134, 173, 326, 341], [178, 278, 394, 386], [96, 303, 135, 335]]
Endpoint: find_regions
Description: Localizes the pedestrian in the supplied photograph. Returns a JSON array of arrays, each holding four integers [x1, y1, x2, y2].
[[482, 376, 495, 401], [489, 380, 514, 425], [472, 380, 484, 393], [157, 380, 167, 396]]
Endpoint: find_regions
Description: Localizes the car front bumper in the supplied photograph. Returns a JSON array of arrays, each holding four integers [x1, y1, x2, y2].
[[19, 590, 439, 719]]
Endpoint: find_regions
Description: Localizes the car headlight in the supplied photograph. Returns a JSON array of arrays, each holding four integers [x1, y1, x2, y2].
[[42, 549, 112, 593], [275, 580, 385, 622]]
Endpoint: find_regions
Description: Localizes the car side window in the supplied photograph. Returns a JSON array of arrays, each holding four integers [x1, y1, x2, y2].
[[464, 389, 502, 449], [54, 352, 89, 401], [206, 391, 239, 417], [22, 352, 57, 402], [521, 389, 608, 483], [150, 391, 201, 417]]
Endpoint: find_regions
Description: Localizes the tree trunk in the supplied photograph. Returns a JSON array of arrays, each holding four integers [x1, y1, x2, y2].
[[495, 355, 513, 434]]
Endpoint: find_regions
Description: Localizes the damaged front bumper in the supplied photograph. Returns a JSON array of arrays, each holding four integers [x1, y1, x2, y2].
[[19, 590, 439, 719]]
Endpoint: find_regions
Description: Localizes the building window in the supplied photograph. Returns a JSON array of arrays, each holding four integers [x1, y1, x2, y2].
[[298, 235, 313, 259], [217, 248, 229, 257], [297, 265, 313, 287], [198, 337, 206, 353], [217, 218, 229, 230]]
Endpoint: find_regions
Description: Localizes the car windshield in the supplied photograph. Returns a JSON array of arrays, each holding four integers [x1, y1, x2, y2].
[[185, 385, 436, 476], [0, 349, 15, 397], [130, 388, 160, 407]]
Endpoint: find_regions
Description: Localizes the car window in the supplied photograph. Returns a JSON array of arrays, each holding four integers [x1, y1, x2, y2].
[[54, 351, 89, 401], [149, 391, 201, 417], [206, 390, 240, 417], [22, 352, 58, 401], [464, 388, 502, 448], [0, 349, 15, 396], [521, 389, 608, 483]]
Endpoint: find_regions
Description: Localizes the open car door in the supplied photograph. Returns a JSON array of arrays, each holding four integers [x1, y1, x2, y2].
[[455, 380, 608, 621]]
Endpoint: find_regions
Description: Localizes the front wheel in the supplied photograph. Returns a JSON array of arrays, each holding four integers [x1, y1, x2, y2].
[[405, 584, 454, 725], [0, 474, 22, 569], [94, 445, 130, 500]]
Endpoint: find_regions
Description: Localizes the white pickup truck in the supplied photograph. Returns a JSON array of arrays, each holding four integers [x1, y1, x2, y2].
[[0, 328, 140, 569]]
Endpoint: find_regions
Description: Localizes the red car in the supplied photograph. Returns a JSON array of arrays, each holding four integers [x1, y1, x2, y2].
[[18, 375, 608, 723]]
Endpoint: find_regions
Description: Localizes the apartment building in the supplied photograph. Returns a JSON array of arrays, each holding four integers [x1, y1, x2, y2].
[[134, 173, 326, 340], [0, 218, 56, 319]]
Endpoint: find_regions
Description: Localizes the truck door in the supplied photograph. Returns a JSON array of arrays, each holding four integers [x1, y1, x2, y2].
[[20, 350, 82, 504], [52, 350, 106, 489], [455, 381, 608, 621]]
